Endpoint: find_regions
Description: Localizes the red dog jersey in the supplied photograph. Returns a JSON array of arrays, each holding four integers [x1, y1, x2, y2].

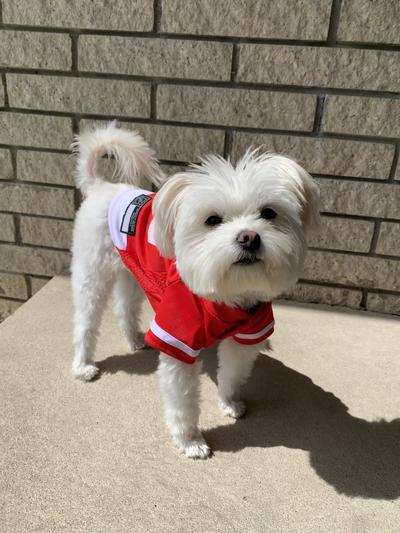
[[108, 188, 275, 364]]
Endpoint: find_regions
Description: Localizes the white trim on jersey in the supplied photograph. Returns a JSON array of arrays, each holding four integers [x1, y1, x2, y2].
[[150, 319, 201, 358], [108, 188, 151, 251], [234, 320, 275, 340]]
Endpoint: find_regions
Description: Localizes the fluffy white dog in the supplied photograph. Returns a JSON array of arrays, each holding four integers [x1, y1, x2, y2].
[[71, 122, 319, 459]]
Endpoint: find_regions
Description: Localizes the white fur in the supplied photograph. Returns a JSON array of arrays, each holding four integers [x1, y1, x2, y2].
[[71, 122, 320, 459]]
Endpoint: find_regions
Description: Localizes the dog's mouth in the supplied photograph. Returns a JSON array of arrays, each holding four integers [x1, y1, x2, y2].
[[234, 254, 260, 266]]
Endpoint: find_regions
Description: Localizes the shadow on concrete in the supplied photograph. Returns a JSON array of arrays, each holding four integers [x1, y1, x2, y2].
[[98, 348, 400, 500]]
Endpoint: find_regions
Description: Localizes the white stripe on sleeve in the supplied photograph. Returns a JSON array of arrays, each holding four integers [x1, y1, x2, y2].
[[150, 320, 201, 358], [234, 320, 275, 340]]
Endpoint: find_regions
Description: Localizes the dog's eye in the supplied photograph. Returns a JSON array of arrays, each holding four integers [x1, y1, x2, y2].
[[205, 215, 223, 226], [260, 207, 277, 220]]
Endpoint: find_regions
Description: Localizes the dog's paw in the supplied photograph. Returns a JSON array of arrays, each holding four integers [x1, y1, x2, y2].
[[174, 434, 211, 459], [183, 439, 211, 460], [219, 399, 246, 419], [72, 363, 99, 381]]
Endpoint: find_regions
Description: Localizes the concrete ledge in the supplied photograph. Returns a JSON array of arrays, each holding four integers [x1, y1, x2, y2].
[[1, 276, 399, 531]]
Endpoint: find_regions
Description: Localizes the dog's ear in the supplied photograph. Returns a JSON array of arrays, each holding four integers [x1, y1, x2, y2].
[[294, 162, 320, 235], [268, 154, 320, 235], [152, 173, 190, 258]]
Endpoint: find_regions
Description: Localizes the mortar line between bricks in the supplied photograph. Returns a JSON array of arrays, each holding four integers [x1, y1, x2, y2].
[[388, 142, 399, 181], [9, 147, 17, 180], [3, 24, 400, 52], [0, 178, 76, 190], [1, 74, 9, 108], [11, 213, 18, 242], [230, 43, 240, 82], [0, 0, 3, 26], [70, 32, 79, 73], [3, 68, 400, 99], [315, 174, 400, 185], [19, 213, 74, 222], [0, 144, 70, 154], [369, 220, 382, 254], [0, 295, 27, 303], [309, 246, 400, 261], [327, 0, 343, 43], [71, 115, 80, 135], [153, 0, 162, 33], [297, 278, 400, 297], [24, 274, 32, 298], [0, 241, 71, 253], [3, 107, 400, 146], [360, 290, 368, 308], [13, 214, 21, 244], [150, 83, 158, 119], [0, 210, 74, 222], [223, 130, 234, 159], [159, 159, 188, 167], [0, 268, 50, 279], [320, 212, 400, 223], [312, 95, 326, 135]]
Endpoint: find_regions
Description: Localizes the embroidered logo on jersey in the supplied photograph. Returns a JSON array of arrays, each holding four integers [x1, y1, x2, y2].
[[120, 194, 151, 236]]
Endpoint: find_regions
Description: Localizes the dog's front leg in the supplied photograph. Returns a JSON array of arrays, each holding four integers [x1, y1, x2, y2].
[[158, 353, 210, 459], [217, 338, 262, 418]]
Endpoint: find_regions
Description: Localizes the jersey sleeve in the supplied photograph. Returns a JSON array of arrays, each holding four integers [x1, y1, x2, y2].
[[232, 304, 275, 346], [144, 280, 210, 364]]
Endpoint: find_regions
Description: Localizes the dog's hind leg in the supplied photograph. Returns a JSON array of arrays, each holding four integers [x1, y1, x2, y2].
[[112, 267, 146, 352], [71, 246, 116, 381]]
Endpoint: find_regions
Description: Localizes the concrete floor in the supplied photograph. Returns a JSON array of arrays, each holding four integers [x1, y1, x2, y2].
[[1, 275, 399, 532]]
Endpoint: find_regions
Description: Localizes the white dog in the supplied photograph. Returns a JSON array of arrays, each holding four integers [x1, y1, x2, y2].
[[71, 122, 319, 459]]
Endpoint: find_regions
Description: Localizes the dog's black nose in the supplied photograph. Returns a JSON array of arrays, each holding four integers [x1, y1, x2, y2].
[[237, 231, 261, 252]]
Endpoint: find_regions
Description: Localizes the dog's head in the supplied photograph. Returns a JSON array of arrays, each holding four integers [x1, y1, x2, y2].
[[152, 150, 320, 304]]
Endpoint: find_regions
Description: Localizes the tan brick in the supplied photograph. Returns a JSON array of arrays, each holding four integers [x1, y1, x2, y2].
[[20, 216, 73, 249], [0, 79, 4, 107], [80, 120, 225, 162], [367, 293, 400, 315], [0, 244, 70, 276], [323, 96, 400, 138], [376, 223, 400, 256], [157, 85, 316, 131], [0, 184, 75, 218], [338, 0, 400, 44], [0, 213, 15, 242], [79, 36, 233, 81], [7, 75, 150, 117], [239, 45, 400, 92], [233, 133, 394, 180], [319, 179, 400, 219], [309, 217, 374, 253], [160, 164, 188, 177], [0, 113, 72, 150], [161, 0, 331, 39], [0, 273, 27, 299], [0, 298, 22, 322], [17, 151, 74, 186], [303, 250, 400, 292], [30, 276, 50, 295], [0, 31, 70, 70], [0, 150, 13, 180], [2, 0, 153, 31], [284, 283, 362, 309]]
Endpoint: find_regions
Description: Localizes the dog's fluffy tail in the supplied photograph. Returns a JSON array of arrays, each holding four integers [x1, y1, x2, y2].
[[72, 121, 165, 195]]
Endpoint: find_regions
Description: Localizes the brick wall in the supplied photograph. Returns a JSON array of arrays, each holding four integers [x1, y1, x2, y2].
[[1, 0, 400, 320]]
